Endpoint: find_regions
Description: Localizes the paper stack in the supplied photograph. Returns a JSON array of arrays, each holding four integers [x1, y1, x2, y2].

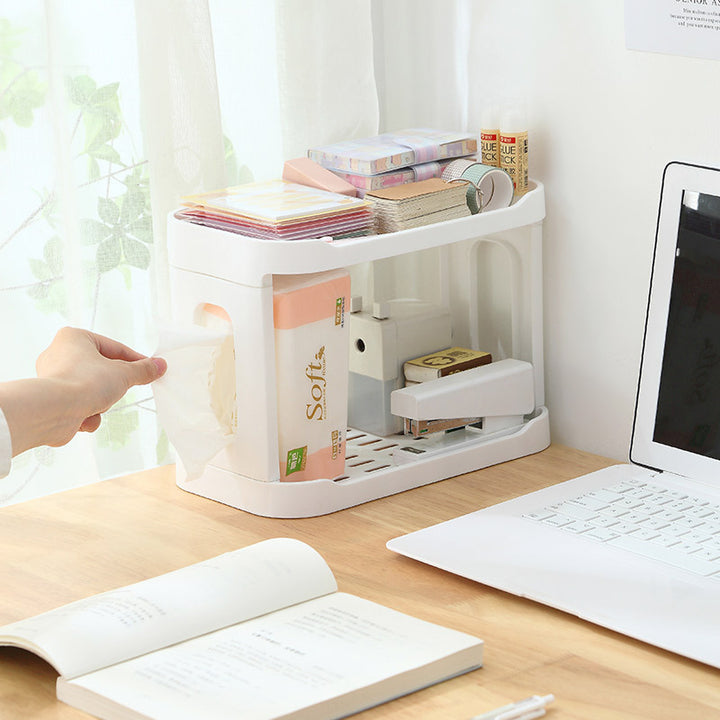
[[366, 178, 471, 233], [308, 128, 477, 196], [176, 180, 373, 241], [309, 129, 477, 175], [331, 159, 458, 196]]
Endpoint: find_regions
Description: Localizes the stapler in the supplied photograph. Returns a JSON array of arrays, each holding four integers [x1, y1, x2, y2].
[[390, 358, 536, 438]]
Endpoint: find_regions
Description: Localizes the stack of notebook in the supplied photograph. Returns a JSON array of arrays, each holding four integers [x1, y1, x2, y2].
[[308, 129, 477, 197], [176, 180, 373, 241], [366, 178, 470, 233], [331, 159, 460, 197]]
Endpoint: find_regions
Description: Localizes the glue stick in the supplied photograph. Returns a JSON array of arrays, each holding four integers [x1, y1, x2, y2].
[[499, 102, 529, 197], [479, 104, 500, 168]]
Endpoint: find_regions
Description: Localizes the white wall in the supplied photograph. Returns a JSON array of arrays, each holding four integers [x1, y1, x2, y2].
[[377, 0, 720, 461]]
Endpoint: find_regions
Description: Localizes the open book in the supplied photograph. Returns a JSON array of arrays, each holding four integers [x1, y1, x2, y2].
[[0, 538, 483, 720]]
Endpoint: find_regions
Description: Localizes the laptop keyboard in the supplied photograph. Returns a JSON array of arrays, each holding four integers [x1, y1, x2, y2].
[[524, 475, 720, 578]]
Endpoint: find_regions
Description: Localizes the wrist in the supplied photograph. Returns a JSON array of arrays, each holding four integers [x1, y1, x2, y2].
[[0, 377, 85, 456]]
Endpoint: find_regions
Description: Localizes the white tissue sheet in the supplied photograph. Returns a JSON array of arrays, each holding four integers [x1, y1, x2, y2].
[[152, 325, 236, 480]]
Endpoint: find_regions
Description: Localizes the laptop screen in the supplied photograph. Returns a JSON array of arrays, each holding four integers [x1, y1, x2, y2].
[[653, 190, 720, 459], [631, 162, 720, 483]]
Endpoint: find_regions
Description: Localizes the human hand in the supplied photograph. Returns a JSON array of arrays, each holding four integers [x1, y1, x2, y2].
[[36, 327, 168, 436], [0, 327, 167, 456]]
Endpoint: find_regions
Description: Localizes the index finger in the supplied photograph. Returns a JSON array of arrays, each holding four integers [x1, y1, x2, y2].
[[89, 331, 148, 363]]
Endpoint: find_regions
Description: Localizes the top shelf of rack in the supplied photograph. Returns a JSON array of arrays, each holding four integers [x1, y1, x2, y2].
[[168, 181, 545, 286]]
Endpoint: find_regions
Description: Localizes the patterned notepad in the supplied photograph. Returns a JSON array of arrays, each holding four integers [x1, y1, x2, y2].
[[309, 129, 477, 176], [332, 159, 466, 195]]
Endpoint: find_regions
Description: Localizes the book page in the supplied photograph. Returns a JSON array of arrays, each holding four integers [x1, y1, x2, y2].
[[0, 538, 337, 679], [57, 592, 483, 720]]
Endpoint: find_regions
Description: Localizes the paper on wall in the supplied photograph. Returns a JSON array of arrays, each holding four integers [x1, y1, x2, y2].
[[625, 0, 720, 61], [152, 325, 236, 480]]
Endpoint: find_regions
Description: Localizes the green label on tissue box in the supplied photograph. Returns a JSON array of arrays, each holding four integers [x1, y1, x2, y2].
[[335, 296, 345, 327], [286, 446, 307, 475]]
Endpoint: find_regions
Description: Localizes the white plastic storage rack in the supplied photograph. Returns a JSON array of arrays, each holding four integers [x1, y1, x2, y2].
[[167, 181, 549, 517]]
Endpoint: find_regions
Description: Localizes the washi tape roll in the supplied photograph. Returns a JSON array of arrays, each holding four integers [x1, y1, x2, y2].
[[441, 159, 479, 212], [442, 160, 514, 213]]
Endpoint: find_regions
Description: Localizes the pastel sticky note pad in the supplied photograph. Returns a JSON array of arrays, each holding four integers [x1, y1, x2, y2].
[[283, 157, 357, 197]]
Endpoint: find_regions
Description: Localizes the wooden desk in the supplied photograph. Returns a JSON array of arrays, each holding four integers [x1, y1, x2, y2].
[[0, 445, 718, 719]]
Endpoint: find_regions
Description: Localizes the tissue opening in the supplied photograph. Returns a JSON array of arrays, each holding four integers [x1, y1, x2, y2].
[[199, 302, 232, 327]]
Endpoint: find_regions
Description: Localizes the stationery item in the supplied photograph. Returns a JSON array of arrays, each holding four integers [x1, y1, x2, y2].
[[177, 180, 372, 241], [500, 104, 529, 196], [370, 205, 470, 233], [404, 346, 492, 383], [393, 359, 534, 441], [330, 158, 464, 196], [274, 270, 350, 481], [282, 157, 357, 197], [366, 178, 470, 233], [400, 345, 493, 438], [0, 538, 484, 720], [309, 128, 477, 176], [388, 162, 720, 670], [479, 104, 500, 167], [442, 160, 514, 213], [176, 206, 372, 241], [404, 416, 482, 438], [471, 694, 555, 720]]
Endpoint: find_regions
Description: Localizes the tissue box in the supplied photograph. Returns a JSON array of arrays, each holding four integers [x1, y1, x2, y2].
[[308, 129, 478, 176], [273, 269, 351, 481]]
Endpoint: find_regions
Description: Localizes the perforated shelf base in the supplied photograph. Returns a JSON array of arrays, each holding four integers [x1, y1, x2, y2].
[[176, 407, 550, 518]]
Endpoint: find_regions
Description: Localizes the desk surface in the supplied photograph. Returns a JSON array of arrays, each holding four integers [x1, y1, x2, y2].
[[0, 445, 718, 719]]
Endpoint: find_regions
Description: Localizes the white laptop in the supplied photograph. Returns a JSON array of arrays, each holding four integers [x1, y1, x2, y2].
[[387, 161, 720, 669]]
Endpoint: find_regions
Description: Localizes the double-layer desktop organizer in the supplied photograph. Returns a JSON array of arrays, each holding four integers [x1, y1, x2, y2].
[[167, 182, 549, 517]]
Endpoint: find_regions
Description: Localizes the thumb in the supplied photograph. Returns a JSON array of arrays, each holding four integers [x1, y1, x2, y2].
[[125, 356, 167, 388]]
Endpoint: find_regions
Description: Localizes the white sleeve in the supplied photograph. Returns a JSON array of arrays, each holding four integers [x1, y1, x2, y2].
[[0, 407, 12, 479]]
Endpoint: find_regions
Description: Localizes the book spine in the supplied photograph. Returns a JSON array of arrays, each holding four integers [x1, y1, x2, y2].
[[404, 357, 486, 382]]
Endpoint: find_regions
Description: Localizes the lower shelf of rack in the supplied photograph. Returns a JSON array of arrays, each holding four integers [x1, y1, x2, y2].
[[175, 407, 550, 518]]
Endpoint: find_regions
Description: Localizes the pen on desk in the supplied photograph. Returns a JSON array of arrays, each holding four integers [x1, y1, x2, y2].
[[470, 694, 555, 720]]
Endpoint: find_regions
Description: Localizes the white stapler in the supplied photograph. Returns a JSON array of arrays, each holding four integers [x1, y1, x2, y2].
[[390, 358, 536, 438]]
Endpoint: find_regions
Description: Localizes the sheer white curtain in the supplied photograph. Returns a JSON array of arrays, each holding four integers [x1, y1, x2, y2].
[[1, 1, 165, 505], [367, 0, 472, 310], [372, 0, 471, 133], [208, 0, 379, 180], [0, 0, 468, 506]]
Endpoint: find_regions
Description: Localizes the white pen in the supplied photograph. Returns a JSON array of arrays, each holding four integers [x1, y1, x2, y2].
[[470, 694, 555, 720]]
